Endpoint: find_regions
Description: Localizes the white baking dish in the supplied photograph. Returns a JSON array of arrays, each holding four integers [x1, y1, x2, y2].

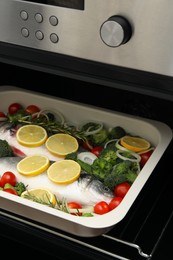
[[0, 85, 172, 237]]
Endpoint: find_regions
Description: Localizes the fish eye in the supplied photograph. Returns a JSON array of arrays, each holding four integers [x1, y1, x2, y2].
[[103, 186, 111, 192]]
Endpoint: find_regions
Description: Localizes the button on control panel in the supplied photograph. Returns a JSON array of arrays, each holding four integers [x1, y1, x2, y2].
[[19, 10, 59, 44], [20, 10, 29, 21], [49, 16, 59, 26], [35, 13, 43, 23], [35, 30, 44, 40], [21, 27, 29, 38]]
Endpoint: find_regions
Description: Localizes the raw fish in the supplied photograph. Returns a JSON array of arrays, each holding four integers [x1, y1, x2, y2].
[[0, 122, 62, 161], [0, 157, 114, 205]]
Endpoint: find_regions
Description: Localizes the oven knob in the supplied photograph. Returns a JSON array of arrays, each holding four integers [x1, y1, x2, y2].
[[100, 15, 132, 47]]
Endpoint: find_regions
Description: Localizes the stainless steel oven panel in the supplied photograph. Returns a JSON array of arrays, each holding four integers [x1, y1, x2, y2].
[[1, 0, 173, 77]]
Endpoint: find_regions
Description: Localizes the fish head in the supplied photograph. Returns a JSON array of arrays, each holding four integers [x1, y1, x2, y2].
[[88, 178, 114, 203], [78, 172, 114, 204]]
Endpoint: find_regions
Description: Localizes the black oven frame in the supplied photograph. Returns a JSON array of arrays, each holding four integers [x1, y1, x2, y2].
[[0, 42, 173, 260], [1, 42, 173, 101]]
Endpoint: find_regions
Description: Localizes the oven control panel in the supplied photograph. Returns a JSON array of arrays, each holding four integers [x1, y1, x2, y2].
[[1, 0, 173, 77]]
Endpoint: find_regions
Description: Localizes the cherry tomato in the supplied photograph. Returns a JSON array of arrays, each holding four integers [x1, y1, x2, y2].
[[3, 188, 18, 195], [8, 103, 22, 115], [0, 171, 17, 188], [109, 197, 123, 210], [140, 150, 153, 168], [91, 146, 103, 156], [68, 201, 82, 215], [81, 141, 93, 151], [0, 112, 7, 121], [25, 105, 40, 114], [94, 201, 110, 215], [114, 182, 131, 198]]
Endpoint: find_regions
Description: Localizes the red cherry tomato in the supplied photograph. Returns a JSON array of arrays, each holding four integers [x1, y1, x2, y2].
[[25, 105, 40, 114], [68, 201, 82, 215], [0, 112, 7, 121], [0, 171, 17, 188], [81, 141, 93, 151], [3, 188, 18, 195], [94, 201, 110, 215], [109, 197, 123, 211], [140, 150, 153, 168], [0, 112, 6, 116], [8, 103, 22, 115], [91, 146, 103, 156], [114, 182, 131, 198]]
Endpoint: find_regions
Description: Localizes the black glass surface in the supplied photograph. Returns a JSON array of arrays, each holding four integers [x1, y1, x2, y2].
[[23, 0, 84, 10]]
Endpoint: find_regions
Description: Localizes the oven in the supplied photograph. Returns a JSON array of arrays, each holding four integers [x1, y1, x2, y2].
[[0, 1, 173, 259]]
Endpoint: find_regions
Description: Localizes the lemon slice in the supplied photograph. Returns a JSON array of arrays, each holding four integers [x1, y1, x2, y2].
[[21, 188, 56, 206], [16, 124, 48, 147], [47, 159, 81, 184], [17, 155, 50, 176], [45, 133, 79, 157], [120, 135, 151, 152]]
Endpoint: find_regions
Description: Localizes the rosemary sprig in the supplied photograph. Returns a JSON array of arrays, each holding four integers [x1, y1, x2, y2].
[[7, 110, 87, 142], [54, 196, 71, 213], [22, 192, 55, 208], [23, 192, 78, 215], [22, 190, 94, 217]]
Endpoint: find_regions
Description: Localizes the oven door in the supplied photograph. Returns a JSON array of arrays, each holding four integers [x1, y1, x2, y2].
[[0, 45, 173, 259]]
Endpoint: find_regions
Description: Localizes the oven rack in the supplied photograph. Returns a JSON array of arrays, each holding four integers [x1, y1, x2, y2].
[[1, 207, 173, 260], [0, 209, 151, 260]]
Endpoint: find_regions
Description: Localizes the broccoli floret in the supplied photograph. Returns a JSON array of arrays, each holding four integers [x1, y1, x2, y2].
[[108, 126, 126, 139], [91, 158, 113, 181], [0, 139, 13, 157], [104, 160, 138, 190], [3, 182, 27, 196], [14, 182, 27, 196], [98, 145, 118, 165], [90, 128, 108, 146], [73, 154, 114, 182], [126, 171, 138, 183]]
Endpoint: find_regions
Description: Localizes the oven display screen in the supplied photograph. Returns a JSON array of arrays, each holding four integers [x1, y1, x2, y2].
[[24, 0, 84, 10]]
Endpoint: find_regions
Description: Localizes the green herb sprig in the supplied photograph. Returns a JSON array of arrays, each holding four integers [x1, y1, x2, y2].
[[22, 192, 93, 217], [7, 110, 87, 142]]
